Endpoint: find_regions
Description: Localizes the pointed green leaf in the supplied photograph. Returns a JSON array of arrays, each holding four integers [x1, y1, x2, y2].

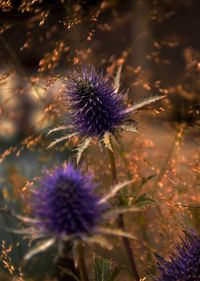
[[94, 257, 111, 281], [93, 256, 121, 281], [132, 175, 156, 195], [134, 193, 157, 207]]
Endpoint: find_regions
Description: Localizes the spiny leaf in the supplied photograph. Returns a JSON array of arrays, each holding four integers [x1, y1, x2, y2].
[[103, 132, 113, 151], [124, 95, 166, 115], [98, 227, 136, 240], [114, 64, 122, 93], [83, 235, 112, 250], [24, 238, 55, 261], [120, 124, 138, 133], [47, 132, 77, 149], [103, 206, 140, 218], [58, 267, 80, 281], [76, 137, 92, 164], [98, 179, 135, 205], [0, 208, 39, 223], [47, 125, 68, 135]]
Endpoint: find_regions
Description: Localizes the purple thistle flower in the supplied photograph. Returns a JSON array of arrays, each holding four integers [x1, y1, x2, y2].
[[31, 164, 105, 237], [154, 230, 200, 281], [48, 66, 165, 163], [3, 164, 135, 260], [66, 67, 125, 138]]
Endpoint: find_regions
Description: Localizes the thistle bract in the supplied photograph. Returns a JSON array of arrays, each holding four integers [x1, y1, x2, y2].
[[154, 230, 200, 281], [66, 67, 126, 138], [31, 164, 105, 237]]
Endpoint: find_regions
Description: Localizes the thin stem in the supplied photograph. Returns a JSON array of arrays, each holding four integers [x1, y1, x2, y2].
[[118, 214, 140, 281], [117, 143, 156, 274], [108, 149, 117, 184], [108, 148, 140, 281], [78, 242, 90, 281]]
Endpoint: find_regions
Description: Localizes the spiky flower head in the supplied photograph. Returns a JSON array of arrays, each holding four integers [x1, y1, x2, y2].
[[48, 66, 165, 163], [154, 230, 200, 281], [31, 164, 105, 237], [66, 67, 125, 138], [5, 164, 136, 260]]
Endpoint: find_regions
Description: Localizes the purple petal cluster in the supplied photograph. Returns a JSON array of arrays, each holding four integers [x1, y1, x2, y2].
[[154, 230, 200, 281], [65, 67, 126, 138], [31, 164, 105, 237]]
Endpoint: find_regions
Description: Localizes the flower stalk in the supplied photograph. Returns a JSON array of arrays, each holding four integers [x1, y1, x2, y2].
[[78, 242, 89, 281], [108, 147, 140, 281]]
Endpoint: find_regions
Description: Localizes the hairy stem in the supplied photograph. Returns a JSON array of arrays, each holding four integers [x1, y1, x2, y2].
[[78, 242, 90, 281], [108, 148, 140, 281]]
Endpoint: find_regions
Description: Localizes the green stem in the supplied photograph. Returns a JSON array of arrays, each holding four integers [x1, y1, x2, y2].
[[78, 242, 89, 281], [108, 148, 140, 281], [117, 143, 156, 274], [108, 149, 118, 184]]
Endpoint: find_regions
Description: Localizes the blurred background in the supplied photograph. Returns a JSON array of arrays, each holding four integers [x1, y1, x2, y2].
[[0, 0, 199, 280]]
